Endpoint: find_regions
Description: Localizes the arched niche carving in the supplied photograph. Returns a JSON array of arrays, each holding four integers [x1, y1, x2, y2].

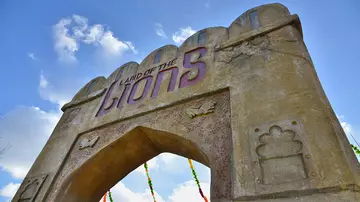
[[229, 3, 290, 38], [139, 45, 178, 71], [72, 77, 106, 101], [179, 27, 228, 51], [104, 62, 139, 88]]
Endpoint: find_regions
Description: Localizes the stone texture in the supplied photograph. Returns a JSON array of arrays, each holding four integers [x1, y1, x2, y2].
[[12, 3, 359, 202]]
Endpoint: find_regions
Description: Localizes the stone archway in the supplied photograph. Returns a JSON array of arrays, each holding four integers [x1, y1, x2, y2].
[[49, 91, 232, 202], [54, 127, 211, 202], [13, 3, 359, 202]]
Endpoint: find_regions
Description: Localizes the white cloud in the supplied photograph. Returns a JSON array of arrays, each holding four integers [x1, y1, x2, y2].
[[53, 18, 79, 62], [125, 41, 138, 54], [338, 116, 360, 154], [158, 153, 187, 175], [102, 154, 210, 202], [0, 72, 73, 179], [0, 182, 20, 199], [155, 23, 167, 39], [83, 24, 104, 44], [338, 115, 354, 137], [72, 15, 88, 38], [172, 27, 196, 45], [27, 53, 37, 60], [156, 153, 211, 183], [53, 15, 137, 62], [98, 31, 136, 55], [159, 152, 177, 164], [39, 72, 48, 88], [103, 179, 210, 202], [38, 72, 72, 107], [340, 120, 352, 135], [104, 182, 165, 202], [0, 106, 61, 179], [168, 180, 210, 202]]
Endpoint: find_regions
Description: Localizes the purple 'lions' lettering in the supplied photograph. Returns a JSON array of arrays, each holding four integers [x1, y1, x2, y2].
[[128, 76, 153, 105], [180, 47, 207, 88], [96, 47, 207, 118], [117, 84, 131, 109], [96, 81, 118, 117], [151, 67, 179, 98]]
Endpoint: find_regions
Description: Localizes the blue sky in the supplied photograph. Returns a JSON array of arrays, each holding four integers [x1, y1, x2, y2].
[[0, 0, 359, 201]]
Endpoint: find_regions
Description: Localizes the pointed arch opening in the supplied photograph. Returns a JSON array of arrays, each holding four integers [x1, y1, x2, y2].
[[54, 126, 210, 202]]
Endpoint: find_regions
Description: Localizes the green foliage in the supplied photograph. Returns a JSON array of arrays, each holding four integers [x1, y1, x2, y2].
[[351, 144, 360, 155]]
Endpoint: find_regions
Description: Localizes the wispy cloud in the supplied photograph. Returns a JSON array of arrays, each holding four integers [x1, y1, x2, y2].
[[172, 27, 196, 45], [0, 72, 72, 180], [168, 180, 210, 202], [0, 182, 20, 199], [155, 23, 167, 39], [98, 153, 210, 202], [53, 18, 79, 62], [338, 115, 360, 153], [0, 106, 61, 179], [27, 52, 37, 60], [38, 71, 73, 107], [39, 71, 48, 88], [107, 179, 210, 202], [105, 181, 165, 202], [53, 15, 137, 63]]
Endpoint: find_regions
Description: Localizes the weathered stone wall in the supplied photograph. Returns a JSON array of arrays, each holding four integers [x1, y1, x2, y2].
[[12, 3, 359, 202]]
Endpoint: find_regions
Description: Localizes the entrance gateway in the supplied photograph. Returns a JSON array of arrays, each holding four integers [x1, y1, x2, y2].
[[13, 3, 359, 202]]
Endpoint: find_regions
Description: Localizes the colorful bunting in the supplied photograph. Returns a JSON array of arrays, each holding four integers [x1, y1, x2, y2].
[[108, 190, 114, 202], [103, 192, 107, 202], [188, 159, 209, 202], [144, 162, 157, 202], [104, 159, 209, 202]]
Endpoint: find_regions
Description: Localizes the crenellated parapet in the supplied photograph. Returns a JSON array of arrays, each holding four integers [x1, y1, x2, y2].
[[13, 3, 359, 202], [61, 3, 302, 117]]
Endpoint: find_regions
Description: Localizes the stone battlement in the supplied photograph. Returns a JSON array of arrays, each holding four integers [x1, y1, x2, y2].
[[13, 3, 359, 202]]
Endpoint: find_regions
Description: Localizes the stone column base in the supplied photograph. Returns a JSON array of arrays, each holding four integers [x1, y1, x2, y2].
[[232, 185, 360, 202]]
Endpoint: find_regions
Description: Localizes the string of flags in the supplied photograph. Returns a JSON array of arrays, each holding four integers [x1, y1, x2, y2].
[[102, 159, 209, 202]]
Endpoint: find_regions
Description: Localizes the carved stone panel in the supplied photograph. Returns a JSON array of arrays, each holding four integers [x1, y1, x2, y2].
[[256, 125, 305, 184], [16, 174, 47, 202], [249, 119, 316, 193], [217, 36, 270, 63], [64, 108, 81, 124]]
